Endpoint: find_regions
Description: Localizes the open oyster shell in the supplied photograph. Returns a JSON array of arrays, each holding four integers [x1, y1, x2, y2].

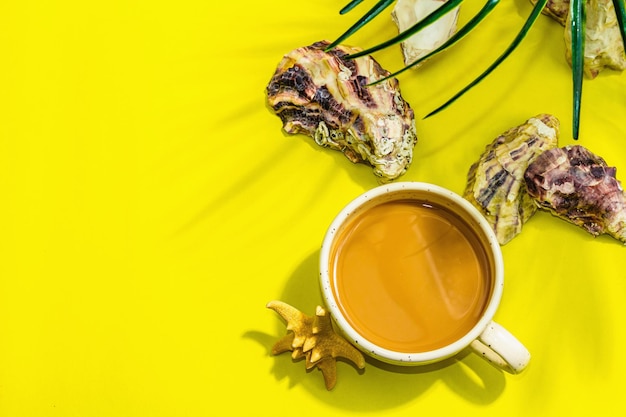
[[524, 145, 626, 243], [392, 0, 460, 67], [266, 41, 418, 182], [464, 114, 559, 245]]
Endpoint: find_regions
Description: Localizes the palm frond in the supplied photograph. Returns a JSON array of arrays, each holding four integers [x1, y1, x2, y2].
[[327, 0, 626, 139], [570, 0, 585, 140], [326, 0, 397, 51], [340, 0, 367, 14], [612, 0, 626, 52], [369, 0, 500, 85], [338, 0, 465, 58]]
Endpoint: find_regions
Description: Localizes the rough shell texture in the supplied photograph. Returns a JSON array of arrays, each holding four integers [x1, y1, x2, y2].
[[392, 0, 459, 67], [524, 145, 626, 243], [531, 0, 570, 25], [533, 0, 626, 78], [565, 0, 626, 78], [464, 114, 560, 245], [266, 41, 418, 182]]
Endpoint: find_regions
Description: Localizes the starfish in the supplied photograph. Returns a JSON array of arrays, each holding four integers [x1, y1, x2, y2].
[[266, 300, 365, 390], [311, 356, 339, 390]]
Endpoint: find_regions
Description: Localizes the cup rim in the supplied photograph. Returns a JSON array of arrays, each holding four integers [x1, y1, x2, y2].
[[319, 181, 504, 365]]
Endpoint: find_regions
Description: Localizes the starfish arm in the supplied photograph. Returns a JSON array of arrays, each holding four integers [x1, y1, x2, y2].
[[266, 300, 307, 331], [272, 333, 295, 355], [311, 337, 366, 369], [267, 300, 315, 347], [316, 358, 338, 390], [332, 340, 366, 369]]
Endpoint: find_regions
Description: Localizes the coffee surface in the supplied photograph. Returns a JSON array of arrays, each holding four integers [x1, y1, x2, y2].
[[330, 199, 492, 353]]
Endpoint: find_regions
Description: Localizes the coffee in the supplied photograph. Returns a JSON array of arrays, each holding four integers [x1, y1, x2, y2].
[[329, 199, 493, 353]]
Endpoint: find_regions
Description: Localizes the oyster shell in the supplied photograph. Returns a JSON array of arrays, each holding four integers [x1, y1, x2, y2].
[[464, 114, 560, 245], [266, 41, 418, 182], [391, 0, 460, 67], [565, 0, 626, 78], [524, 145, 626, 243], [532, 0, 626, 78]]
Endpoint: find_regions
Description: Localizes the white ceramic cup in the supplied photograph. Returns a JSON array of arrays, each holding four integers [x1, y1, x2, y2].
[[319, 182, 530, 373]]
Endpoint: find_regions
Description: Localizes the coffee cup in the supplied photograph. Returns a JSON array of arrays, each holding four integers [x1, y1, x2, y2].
[[319, 182, 530, 373]]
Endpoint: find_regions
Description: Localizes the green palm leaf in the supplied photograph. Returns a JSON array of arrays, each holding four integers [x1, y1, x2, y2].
[[336, 0, 465, 58], [370, 0, 500, 85], [613, 0, 626, 52], [326, 0, 397, 51], [570, 0, 585, 140], [340, 0, 366, 14], [328, 0, 626, 139]]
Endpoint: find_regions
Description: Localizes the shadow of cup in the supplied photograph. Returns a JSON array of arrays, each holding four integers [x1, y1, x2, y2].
[[259, 248, 507, 409]]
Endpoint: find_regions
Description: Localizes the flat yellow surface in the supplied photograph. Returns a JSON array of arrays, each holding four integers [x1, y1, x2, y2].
[[1, 1, 626, 415]]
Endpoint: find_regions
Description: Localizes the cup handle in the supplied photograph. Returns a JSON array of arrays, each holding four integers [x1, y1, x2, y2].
[[469, 321, 531, 374]]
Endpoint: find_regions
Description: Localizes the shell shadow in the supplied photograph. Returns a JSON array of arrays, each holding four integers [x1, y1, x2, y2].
[[260, 249, 507, 409]]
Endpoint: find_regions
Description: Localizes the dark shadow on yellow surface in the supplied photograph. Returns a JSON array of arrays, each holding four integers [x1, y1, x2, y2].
[[249, 250, 508, 410]]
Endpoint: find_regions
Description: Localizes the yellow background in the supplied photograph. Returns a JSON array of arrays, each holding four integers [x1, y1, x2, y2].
[[2, 0, 626, 415]]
